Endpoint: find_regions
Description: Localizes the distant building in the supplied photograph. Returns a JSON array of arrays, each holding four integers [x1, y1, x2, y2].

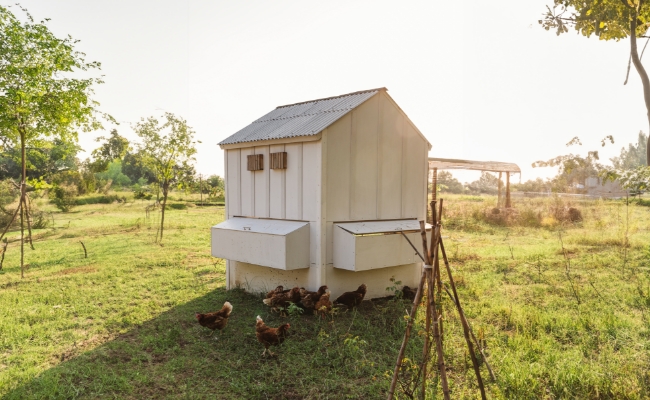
[[585, 177, 627, 197]]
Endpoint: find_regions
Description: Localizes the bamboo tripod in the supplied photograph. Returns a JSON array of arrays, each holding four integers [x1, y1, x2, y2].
[[387, 199, 494, 400]]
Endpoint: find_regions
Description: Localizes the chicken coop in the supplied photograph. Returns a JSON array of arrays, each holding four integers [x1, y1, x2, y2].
[[212, 88, 431, 299]]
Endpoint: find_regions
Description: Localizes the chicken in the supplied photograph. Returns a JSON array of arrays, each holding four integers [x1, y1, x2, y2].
[[255, 315, 290, 356], [402, 285, 417, 301], [315, 292, 332, 318], [266, 285, 288, 299], [263, 286, 301, 309], [195, 301, 233, 338], [298, 285, 328, 313], [334, 284, 367, 310]]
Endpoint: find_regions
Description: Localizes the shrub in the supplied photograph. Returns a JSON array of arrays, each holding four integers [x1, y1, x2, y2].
[[52, 184, 78, 212], [166, 203, 187, 210]]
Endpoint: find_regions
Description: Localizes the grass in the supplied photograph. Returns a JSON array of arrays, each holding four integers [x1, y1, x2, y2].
[[0, 193, 649, 398]]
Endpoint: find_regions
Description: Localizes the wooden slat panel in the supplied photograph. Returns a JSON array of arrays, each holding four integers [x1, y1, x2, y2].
[[247, 154, 264, 171], [270, 152, 288, 169]]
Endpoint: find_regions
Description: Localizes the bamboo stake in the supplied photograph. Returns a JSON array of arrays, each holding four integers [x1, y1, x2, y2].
[[442, 283, 496, 381], [387, 265, 428, 400], [433, 201, 444, 338], [419, 212, 435, 399], [439, 237, 487, 399], [0, 205, 21, 243], [430, 222, 450, 400], [22, 195, 34, 250], [0, 239, 7, 270]]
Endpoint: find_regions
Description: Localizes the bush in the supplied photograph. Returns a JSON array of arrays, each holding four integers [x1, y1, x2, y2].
[[52, 184, 78, 212], [74, 195, 127, 205], [166, 203, 187, 210]]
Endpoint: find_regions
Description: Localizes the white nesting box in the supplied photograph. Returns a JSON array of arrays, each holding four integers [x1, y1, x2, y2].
[[213, 88, 431, 299]]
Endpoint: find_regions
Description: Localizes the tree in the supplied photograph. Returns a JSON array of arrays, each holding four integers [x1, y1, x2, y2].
[[0, 5, 110, 276], [122, 151, 156, 184], [541, 0, 650, 165], [467, 172, 500, 194], [134, 113, 198, 242], [532, 136, 607, 192], [437, 171, 465, 194], [0, 138, 81, 181], [90, 129, 130, 172], [610, 131, 648, 169]]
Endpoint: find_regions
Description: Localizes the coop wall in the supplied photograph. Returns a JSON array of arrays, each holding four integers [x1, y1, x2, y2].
[[224, 141, 325, 291], [322, 90, 428, 294]]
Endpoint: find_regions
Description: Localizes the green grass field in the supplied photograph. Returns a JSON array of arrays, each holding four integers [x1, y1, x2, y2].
[[0, 194, 649, 399]]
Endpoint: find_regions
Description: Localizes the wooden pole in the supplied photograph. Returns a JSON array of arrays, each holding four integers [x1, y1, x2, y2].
[[387, 260, 428, 400], [497, 171, 502, 208], [439, 237, 487, 399], [429, 216, 450, 400], [505, 172, 512, 208], [388, 220, 430, 400], [432, 168, 438, 202], [442, 283, 496, 381], [419, 207, 435, 399]]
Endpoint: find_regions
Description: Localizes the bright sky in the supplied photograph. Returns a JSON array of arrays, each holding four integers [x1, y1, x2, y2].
[[5, 0, 649, 183]]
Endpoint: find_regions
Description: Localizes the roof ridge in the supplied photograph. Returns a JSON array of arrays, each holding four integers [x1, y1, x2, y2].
[[275, 87, 386, 109]]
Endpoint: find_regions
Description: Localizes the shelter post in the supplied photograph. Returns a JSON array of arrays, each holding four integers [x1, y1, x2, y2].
[[505, 172, 511, 208], [497, 172, 503, 207]]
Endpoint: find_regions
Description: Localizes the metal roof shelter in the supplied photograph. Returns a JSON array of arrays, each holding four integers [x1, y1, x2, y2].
[[428, 158, 521, 174], [427, 157, 521, 208]]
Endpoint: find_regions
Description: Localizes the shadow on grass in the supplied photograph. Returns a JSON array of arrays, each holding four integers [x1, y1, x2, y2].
[[5, 288, 414, 399]]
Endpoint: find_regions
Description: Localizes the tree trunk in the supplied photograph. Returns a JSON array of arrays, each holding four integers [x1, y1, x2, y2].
[[159, 182, 168, 242], [20, 131, 26, 278], [629, 8, 650, 166]]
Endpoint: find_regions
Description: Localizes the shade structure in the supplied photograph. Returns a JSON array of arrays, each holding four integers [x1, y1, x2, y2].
[[428, 158, 521, 174]]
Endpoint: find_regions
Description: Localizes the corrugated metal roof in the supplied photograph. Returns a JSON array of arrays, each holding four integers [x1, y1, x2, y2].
[[428, 158, 521, 174], [219, 88, 385, 146]]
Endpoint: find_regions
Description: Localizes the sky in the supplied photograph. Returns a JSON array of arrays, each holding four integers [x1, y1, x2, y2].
[[4, 0, 649, 183]]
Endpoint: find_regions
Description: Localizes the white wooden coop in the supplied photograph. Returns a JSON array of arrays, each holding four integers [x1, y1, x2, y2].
[[212, 88, 431, 299]]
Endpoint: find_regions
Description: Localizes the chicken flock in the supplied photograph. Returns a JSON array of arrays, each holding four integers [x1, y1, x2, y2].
[[195, 283, 373, 357]]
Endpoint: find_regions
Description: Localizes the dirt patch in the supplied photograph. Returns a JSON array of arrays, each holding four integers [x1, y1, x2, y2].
[[58, 266, 97, 275]]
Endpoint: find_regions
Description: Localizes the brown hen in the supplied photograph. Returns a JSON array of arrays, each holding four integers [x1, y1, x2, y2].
[[255, 315, 290, 356], [195, 301, 233, 338], [315, 292, 332, 318], [334, 284, 367, 310], [263, 286, 301, 309]]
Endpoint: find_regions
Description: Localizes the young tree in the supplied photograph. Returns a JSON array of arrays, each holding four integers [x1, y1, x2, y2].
[[541, 0, 650, 165], [0, 5, 110, 276], [134, 113, 198, 242], [90, 129, 130, 172]]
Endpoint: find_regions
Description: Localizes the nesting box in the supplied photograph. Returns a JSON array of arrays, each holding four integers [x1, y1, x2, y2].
[[212, 88, 431, 299]]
